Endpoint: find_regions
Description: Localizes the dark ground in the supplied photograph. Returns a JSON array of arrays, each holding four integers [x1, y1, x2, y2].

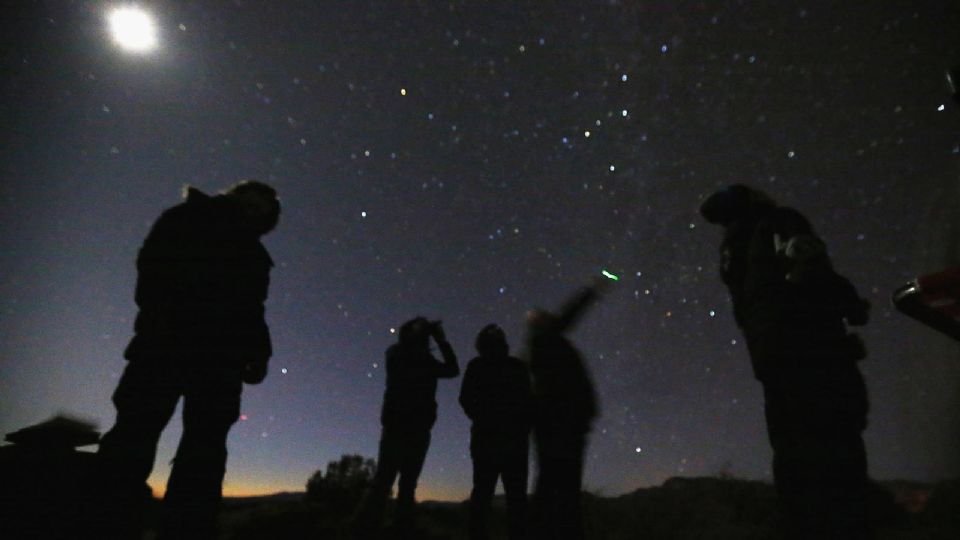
[[1, 441, 958, 539], [214, 477, 960, 540]]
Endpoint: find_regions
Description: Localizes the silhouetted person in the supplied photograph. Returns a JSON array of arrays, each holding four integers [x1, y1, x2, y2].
[[701, 185, 871, 540], [94, 181, 280, 540], [354, 317, 459, 537], [527, 281, 605, 540], [460, 324, 533, 540]]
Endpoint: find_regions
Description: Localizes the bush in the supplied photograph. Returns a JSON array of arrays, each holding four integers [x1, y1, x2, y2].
[[305, 454, 376, 511]]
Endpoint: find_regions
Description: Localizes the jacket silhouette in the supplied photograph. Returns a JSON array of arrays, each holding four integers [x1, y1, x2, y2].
[[124, 187, 273, 368], [94, 181, 279, 540], [380, 330, 459, 431], [460, 324, 533, 540], [701, 184, 871, 540], [529, 287, 599, 438], [527, 284, 603, 540]]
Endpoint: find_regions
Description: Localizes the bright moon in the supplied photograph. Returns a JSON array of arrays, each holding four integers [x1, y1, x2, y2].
[[108, 7, 158, 52]]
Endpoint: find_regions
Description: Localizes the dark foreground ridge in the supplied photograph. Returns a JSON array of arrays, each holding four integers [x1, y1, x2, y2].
[[215, 477, 955, 540], [1, 428, 959, 540]]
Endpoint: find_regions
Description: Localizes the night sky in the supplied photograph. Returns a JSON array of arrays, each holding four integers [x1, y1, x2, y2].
[[2, 1, 960, 500]]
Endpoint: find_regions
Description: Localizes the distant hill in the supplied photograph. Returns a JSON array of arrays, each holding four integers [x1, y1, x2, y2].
[[216, 476, 960, 540], [223, 492, 305, 507]]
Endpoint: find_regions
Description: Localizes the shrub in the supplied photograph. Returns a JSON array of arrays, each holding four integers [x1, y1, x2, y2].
[[305, 454, 376, 512]]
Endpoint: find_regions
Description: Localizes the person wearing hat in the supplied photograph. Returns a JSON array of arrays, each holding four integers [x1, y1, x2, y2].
[[700, 185, 871, 540]]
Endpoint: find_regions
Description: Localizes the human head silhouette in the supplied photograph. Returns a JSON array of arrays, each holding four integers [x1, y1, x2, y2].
[[475, 324, 508, 356], [224, 180, 281, 235], [525, 308, 558, 338], [699, 184, 775, 226], [398, 317, 431, 349]]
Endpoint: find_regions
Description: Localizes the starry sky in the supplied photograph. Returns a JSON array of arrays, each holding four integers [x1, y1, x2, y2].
[[2, 1, 960, 501]]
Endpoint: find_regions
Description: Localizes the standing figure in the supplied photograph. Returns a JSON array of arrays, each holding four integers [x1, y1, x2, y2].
[[95, 181, 280, 539], [527, 282, 604, 540], [460, 324, 533, 540], [700, 185, 871, 540], [355, 317, 459, 537]]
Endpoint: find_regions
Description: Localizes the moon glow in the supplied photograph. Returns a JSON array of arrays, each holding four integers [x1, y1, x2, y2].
[[108, 6, 158, 53]]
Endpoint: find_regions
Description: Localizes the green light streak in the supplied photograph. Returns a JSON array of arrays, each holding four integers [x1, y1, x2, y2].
[[602, 270, 619, 281]]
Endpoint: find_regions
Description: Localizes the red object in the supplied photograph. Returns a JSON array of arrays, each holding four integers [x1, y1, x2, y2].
[[893, 267, 960, 341]]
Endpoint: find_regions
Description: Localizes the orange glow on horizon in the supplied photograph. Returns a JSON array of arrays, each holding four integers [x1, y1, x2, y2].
[[148, 480, 301, 499], [147, 480, 468, 502]]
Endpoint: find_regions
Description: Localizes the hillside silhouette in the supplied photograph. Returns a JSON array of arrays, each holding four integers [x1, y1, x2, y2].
[[217, 476, 959, 540], [3, 430, 960, 539]]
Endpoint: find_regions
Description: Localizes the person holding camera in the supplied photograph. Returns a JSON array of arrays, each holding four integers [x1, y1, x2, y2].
[[354, 316, 460, 536], [94, 181, 280, 540]]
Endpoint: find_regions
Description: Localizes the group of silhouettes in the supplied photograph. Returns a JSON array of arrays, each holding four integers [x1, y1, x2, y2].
[[351, 283, 604, 540], [88, 180, 874, 540]]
